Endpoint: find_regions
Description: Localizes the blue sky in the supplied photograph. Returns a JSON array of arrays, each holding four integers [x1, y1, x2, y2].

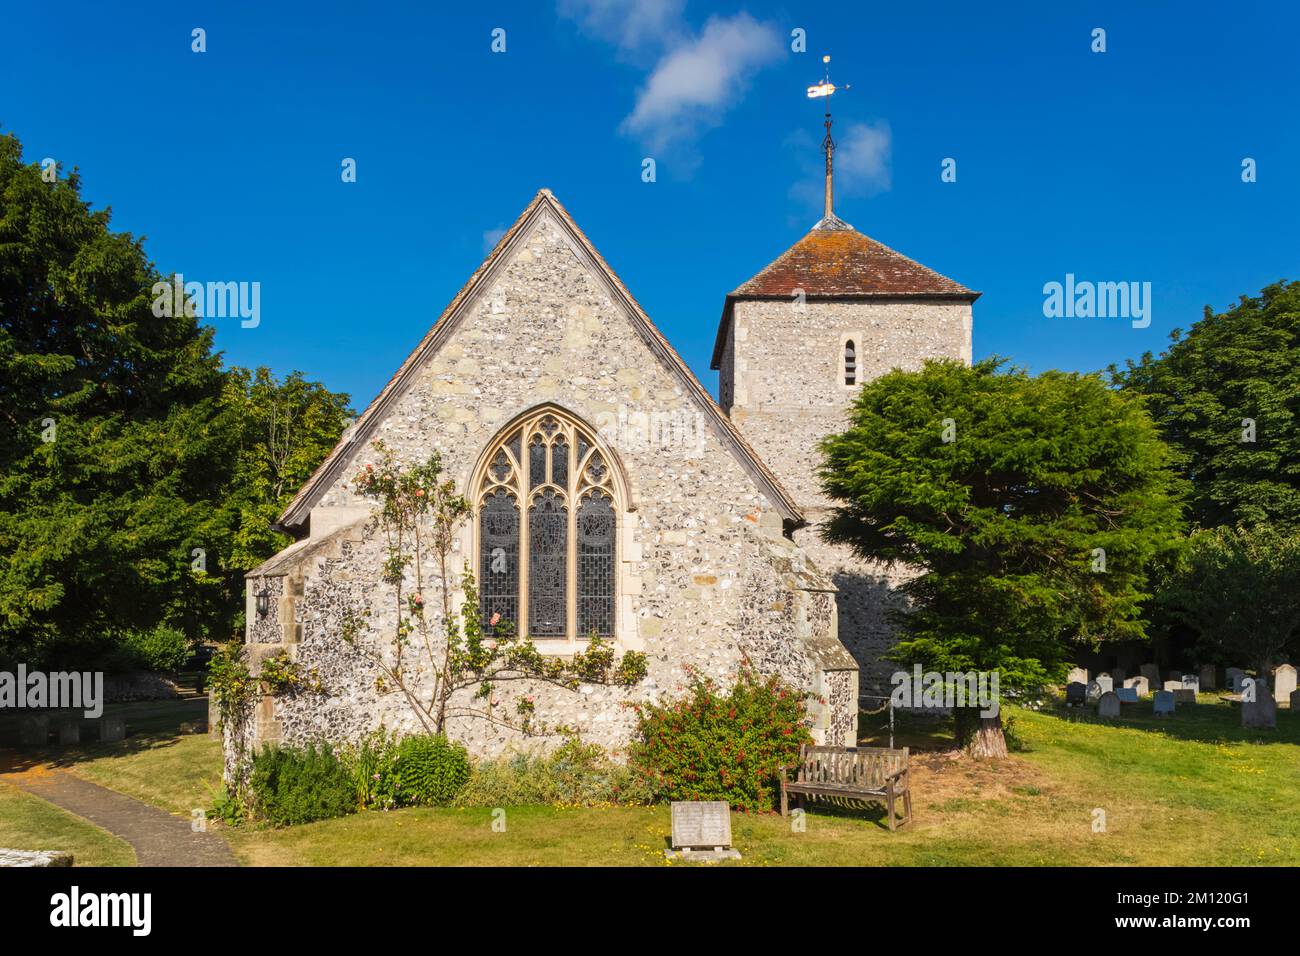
[[4, 0, 1297, 410]]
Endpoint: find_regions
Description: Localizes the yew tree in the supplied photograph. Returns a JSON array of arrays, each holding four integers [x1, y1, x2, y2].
[[820, 358, 1186, 756]]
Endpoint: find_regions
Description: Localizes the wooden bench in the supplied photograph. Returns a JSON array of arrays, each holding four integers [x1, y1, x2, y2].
[[780, 744, 912, 830]]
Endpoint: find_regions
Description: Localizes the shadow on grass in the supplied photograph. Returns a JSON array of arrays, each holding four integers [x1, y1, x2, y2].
[[0, 697, 209, 773]]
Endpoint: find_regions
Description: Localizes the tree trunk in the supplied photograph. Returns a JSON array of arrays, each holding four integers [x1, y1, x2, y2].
[[955, 706, 1008, 759]]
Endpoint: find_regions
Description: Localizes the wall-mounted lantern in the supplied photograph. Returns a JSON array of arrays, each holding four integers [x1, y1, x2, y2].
[[255, 584, 272, 618]]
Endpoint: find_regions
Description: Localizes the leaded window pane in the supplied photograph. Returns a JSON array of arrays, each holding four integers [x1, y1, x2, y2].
[[479, 490, 519, 634], [529, 437, 546, 489], [577, 493, 615, 638], [528, 489, 568, 637], [551, 436, 569, 488], [507, 429, 522, 466]]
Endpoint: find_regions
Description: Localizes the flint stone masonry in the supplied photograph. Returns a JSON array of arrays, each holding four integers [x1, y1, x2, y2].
[[719, 297, 971, 695], [230, 202, 859, 774], [0, 849, 73, 867]]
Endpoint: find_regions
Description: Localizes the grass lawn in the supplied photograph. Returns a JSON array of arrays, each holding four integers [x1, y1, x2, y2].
[[0, 783, 135, 866], [8, 691, 1298, 866]]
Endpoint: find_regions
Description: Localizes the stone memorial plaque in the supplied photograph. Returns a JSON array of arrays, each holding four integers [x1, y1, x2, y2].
[[671, 801, 732, 850]]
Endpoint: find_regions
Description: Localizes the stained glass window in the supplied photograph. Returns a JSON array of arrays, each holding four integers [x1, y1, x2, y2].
[[477, 409, 619, 641], [479, 489, 518, 635], [577, 492, 615, 638]]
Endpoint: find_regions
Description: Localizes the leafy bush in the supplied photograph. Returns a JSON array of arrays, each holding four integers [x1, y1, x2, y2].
[[393, 734, 470, 806], [629, 664, 813, 812], [249, 742, 357, 826], [454, 735, 654, 807], [344, 730, 402, 810], [117, 624, 192, 672]]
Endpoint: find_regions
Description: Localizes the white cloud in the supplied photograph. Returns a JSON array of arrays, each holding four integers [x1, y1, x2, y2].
[[483, 225, 508, 253], [557, 0, 685, 53], [619, 14, 782, 152], [789, 120, 892, 214]]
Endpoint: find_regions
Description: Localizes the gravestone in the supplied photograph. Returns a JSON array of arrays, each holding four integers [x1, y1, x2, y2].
[[1242, 680, 1277, 729], [1226, 668, 1246, 692], [1086, 680, 1103, 702], [1181, 675, 1200, 694], [666, 801, 741, 862], [98, 716, 125, 743], [1152, 690, 1175, 717], [1066, 681, 1087, 705], [1097, 691, 1121, 718], [1163, 680, 1183, 693], [1095, 676, 1113, 694], [1272, 664, 1297, 705], [1124, 676, 1149, 697], [1291, 689, 1300, 711], [1112, 667, 1127, 684], [1140, 664, 1161, 690], [1198, 665, 1216, 691], [56, 721, 79, 745], [17, 716, 48, 747], [1173, 689, 1197, 704], [1067, 667, 1088, 685], [1117, 687, 1139, 704], [1166, 670, 1183, 683]]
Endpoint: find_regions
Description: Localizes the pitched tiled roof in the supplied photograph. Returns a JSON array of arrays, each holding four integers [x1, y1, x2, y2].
[[277, 190, 806, 531], [711, 216, 979, 368]]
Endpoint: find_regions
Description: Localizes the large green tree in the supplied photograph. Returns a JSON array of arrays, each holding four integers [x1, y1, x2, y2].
[[1111, 281, 1300, 530], [0, 133, 348, 667], [821, 358, 1186, 756]]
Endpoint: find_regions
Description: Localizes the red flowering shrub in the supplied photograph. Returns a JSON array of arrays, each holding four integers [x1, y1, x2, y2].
[[628, 664, 813, 812]]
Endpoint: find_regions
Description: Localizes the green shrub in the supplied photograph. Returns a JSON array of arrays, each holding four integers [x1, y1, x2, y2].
[[628, 664, 813, 812], [117, 624, 192, 672], [454, 735, 654, 807], [344, 730, 402, 810], [393, 734, 470, 806], [249, 742, 357, 826]]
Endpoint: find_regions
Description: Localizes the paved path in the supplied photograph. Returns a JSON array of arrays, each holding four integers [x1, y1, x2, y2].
[[0, 760, 237, 867]]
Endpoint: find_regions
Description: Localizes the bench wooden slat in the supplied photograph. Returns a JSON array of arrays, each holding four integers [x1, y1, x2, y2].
[[780, 744, 913, 830]]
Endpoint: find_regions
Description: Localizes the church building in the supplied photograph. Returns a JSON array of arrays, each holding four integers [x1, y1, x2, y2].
[[231, 157, 977, 766]]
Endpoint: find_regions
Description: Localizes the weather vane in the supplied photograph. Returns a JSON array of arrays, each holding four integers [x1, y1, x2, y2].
[[806, 55, 849, 221]]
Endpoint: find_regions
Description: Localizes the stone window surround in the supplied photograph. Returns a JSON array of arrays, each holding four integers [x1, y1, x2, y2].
[[467, 403, 641, 656], [838, 330, 865, 391]]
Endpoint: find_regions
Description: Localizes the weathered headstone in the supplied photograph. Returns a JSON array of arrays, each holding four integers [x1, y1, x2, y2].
[[1181, 674, 1200, 694], [1123, 676, 1149, 697], [1086, 679, 1104, 702], [1153, 690, 1175, 717], [1140, 663, 1161, 690], [1198, 665, 1216, 691], [17, 716, 48, 747], [1173, 689, 1197, 704], [1095, 676, 1113, 694], [666, 801, 740, 862], [1067, 666, 1088, 685], [56, 721, 79, 745], [1272, 664, 1297, 705], [1166, 670, 1183, 683], [1291, 689, 1300, 711], [1066, 681, 1087, 705], [1163, 680, 1183, 693], [98, 716, 125, 743], [1112, 667, 1127, 684], [1097, 691, 1121, 718], [1117, 687, 1139, 704], [1242, 679, 1277, 729], [1226, 668, 1246, 692]]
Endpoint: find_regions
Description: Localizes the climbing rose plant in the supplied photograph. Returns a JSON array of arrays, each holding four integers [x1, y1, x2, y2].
[[347, 441, 646, 737]]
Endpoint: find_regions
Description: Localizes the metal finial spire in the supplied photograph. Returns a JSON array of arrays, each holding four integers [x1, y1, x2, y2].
[[807, 55, 848, 222]]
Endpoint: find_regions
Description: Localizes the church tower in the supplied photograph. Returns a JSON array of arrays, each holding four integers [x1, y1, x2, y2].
[[711, 66, 979, 693]]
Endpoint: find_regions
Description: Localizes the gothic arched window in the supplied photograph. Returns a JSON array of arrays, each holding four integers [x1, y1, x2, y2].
[[844, 339, 858, 386], [475, 409, 619, 641]]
